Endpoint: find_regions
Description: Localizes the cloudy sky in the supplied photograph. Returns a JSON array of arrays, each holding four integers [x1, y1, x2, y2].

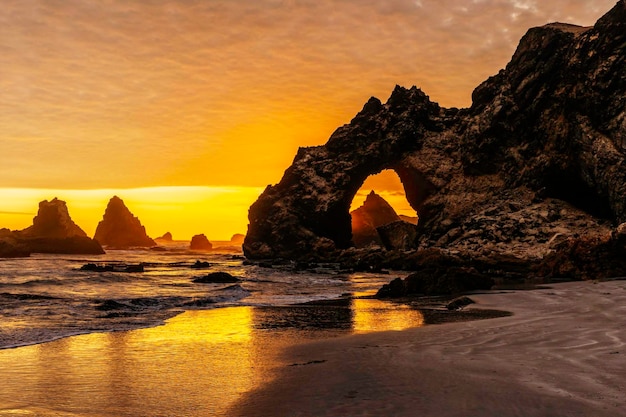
[[0, 0, 617, 239]]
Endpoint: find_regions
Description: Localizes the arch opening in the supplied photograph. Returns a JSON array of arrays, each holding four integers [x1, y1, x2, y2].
[[349, 169, 419, 249]]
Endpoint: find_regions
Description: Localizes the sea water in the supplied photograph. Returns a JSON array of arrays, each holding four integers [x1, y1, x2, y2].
[[0, 247, 408, 349], [0, 247, 425, 416]]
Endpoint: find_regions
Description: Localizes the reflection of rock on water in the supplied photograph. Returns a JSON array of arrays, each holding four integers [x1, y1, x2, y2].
[[252, 298, 424, 334]]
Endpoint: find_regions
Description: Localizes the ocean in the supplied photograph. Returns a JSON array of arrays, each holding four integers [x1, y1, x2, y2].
[[0, 245, 411, 350], [0, 246, 426, 416]]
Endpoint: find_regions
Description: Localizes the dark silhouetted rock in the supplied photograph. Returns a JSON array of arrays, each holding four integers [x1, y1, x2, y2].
[[244, 1, 626, 285], [156, 232, 173, 241], [80, 263, 144, 272], [190, 234, 212, 251], [20, 198, 87, 239], [10, 198, 104, 255], [191, 260, 211, 269], [351, 191, 401, 247], [94, 196, 156, 248], [0, 238, 30, 258], [193, 272, 240, 283], [446, 296, 476, 310], [377, 221, 418, 251]]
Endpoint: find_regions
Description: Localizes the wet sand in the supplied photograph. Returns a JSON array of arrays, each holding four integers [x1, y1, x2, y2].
[[230, 280, 626, 417]]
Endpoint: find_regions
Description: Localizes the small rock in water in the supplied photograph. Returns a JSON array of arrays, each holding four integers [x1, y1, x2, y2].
[[193, 272, 240, 283], [446, 296, 475, 311], [190, 260, 211, 269]]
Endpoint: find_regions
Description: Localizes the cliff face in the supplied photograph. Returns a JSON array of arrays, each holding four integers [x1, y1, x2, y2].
[[94, 196, 156, 248], [244, 1, 626, 264]]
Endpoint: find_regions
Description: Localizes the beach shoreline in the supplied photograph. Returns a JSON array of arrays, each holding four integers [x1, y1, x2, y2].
[[229, 279, 626, 417]]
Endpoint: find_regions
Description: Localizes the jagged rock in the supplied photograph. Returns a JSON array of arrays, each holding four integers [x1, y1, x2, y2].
[[351, 191, 401, 247], [94, 196, 156, 248], [20, 198, 87, 239], [377, 221, 419, 251], [156, 232, 173, 241], [244, 1, 626, 279], [8, 198, 104, 255], [190, 234, 212, 251]]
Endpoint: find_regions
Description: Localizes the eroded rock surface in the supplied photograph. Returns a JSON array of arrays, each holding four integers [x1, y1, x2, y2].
[[94, 196, 156, 248], [244, 1, 626, 279]]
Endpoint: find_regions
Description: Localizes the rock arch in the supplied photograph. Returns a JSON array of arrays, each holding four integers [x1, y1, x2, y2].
[[243, 2, 626, 260], [243, 87, 448, 259]]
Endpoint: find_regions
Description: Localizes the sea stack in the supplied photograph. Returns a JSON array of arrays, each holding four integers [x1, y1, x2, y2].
[[13, 198, 104, 254], [190, 234, 212, 251], [350, 191, 401, 247], [94, 196, 156, 248], [21, 198, 87, 239]]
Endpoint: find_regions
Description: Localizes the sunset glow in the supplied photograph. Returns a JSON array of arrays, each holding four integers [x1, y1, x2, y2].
[[0, 0, 615, 239]]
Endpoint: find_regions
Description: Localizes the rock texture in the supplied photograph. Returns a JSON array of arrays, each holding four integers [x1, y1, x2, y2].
[[190, 234, 212, 251], [244, 1, 626, 279], [94, 196, 156, 248], [351, 191, 401, 247], [2, 198, 104, 255]]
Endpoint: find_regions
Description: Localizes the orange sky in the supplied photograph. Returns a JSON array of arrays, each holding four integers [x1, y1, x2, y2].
[[0, 0, 616, 240]]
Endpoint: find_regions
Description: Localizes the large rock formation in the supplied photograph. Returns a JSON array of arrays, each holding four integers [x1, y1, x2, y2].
[[244, 1, 626, 275], [351, 191, 401, 247], [94, 196, 156, 248], [4, 198, 104, 255]]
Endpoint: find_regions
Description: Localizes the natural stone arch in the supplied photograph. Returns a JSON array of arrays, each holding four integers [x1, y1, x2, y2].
[[243, 87, 446, 259], [243, 4, 626, 260]]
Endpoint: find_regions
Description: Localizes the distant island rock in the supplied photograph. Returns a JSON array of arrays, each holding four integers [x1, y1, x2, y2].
[[190, 234, 212, 251], [243, 2, 626, 284], [1, 198, 104, 256], [155, 232, 173, 241], [351, 191, 401, 248], [230, 234, 245, 244], [94, 196, 156, 248]]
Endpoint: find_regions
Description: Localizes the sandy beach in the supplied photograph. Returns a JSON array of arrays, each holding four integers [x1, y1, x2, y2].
[[230, 280, 626, 417]]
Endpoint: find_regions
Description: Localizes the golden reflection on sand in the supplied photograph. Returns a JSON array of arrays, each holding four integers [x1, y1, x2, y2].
[[0, 300, 425, 416], [352, 298, 424, 333]]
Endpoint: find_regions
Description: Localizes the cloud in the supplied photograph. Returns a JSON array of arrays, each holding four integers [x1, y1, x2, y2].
[[0, 0, 617, 189]]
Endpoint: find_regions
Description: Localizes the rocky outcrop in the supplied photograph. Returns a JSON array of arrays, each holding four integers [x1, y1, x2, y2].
[[190, 234, 212, 251], [94, 196, 155, 248], [156, 232, 173, 242], [351, 191, 401, 247], [244, 1, 626, 278], [377, 221, 419, 251], [6, 198, 104, 255]]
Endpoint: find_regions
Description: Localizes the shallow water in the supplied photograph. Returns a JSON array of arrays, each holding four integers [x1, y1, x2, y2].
[[0, 249, 405, 348], [0, 301, 424, 416], [0, 248, 425, 415]]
